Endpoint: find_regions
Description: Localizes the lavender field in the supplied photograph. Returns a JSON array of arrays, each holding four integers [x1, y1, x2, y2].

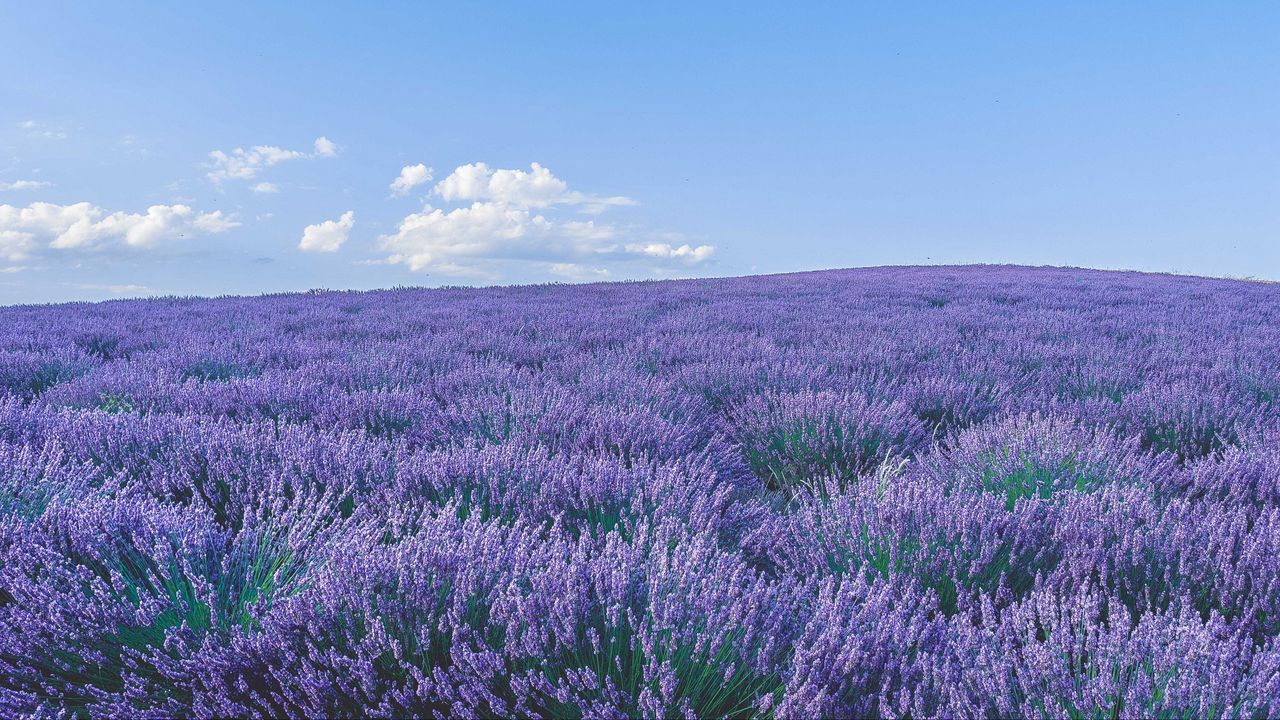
[[2, 265, 1279, 718]]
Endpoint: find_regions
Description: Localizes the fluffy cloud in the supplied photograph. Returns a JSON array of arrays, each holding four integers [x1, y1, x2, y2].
[[380, 203, 542, 271], [379, 162, 712, 278], [313, 137, 338, 157], [0, 230, 35, 263], [0, 180, 52, 192], [390, 164, 433, 196], [434, 162, 635, 211], [624, 242, 715, 262], [298, 211, 354, 253], [251, 182, 279, 194], [0, 201, 238, 255], [191, 212, 240, 234], [207, 137, 337, 183]]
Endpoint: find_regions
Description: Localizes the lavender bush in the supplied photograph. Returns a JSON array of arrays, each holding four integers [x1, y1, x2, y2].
[[2, 265, 1279, 717]]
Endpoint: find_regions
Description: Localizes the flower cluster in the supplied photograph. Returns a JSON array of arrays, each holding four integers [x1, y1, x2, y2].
[[1, 266, 1279, 717]]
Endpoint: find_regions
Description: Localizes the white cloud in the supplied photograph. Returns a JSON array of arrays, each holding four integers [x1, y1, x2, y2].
[[1, 230, 36, 262], [313, 137, 338, 157], [390, 163, 433, 196], [251, 182, 279, 194], [208, 146, 304, 183], [299, 211, 354, 253], [434, 162, 564, 208], [379, 162, 710, 278], [75, 283, 157, 295], [434, 162, 635, 210], [18, 120, 67, 140], [624, 242, 716, 263], [0, 180, 52, 192], [549, 263, 611, 281], [192, 212, 240, 234], [0, 201, 239, 254], [207, 137, 337, 183], [561, 220, 618, 241], [380, 203, 543, 271]]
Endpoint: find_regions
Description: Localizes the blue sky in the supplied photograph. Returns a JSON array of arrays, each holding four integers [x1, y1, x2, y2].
[[1, 2, 1277, 303]]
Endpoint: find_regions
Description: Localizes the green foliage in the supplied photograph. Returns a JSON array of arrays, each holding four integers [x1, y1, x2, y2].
[[531, 616, 783, 719], [744, 421, 896, 499], [26, 361, 72, 396], [978, 452, 1108, 511], [77, 333, 124, 360], [222, 528, 308, 632], [97, 393, 136, 415], [1139, 421, 1233, 463], [181, 359, 242, 382]]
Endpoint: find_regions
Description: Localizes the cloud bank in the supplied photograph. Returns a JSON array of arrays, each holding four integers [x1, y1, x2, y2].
[[0, 202, 238, 262], [207, 137, 338, 184], [3, 142, 711, 286], [0, 180, 53, 192], [378, 162, 711, 279]]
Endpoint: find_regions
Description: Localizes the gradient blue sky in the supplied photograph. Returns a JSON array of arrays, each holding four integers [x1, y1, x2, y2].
[[2, 2, 1277, 303]]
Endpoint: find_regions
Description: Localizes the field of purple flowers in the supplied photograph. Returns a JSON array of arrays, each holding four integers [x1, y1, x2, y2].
[[1, 265, 1279, 718]]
